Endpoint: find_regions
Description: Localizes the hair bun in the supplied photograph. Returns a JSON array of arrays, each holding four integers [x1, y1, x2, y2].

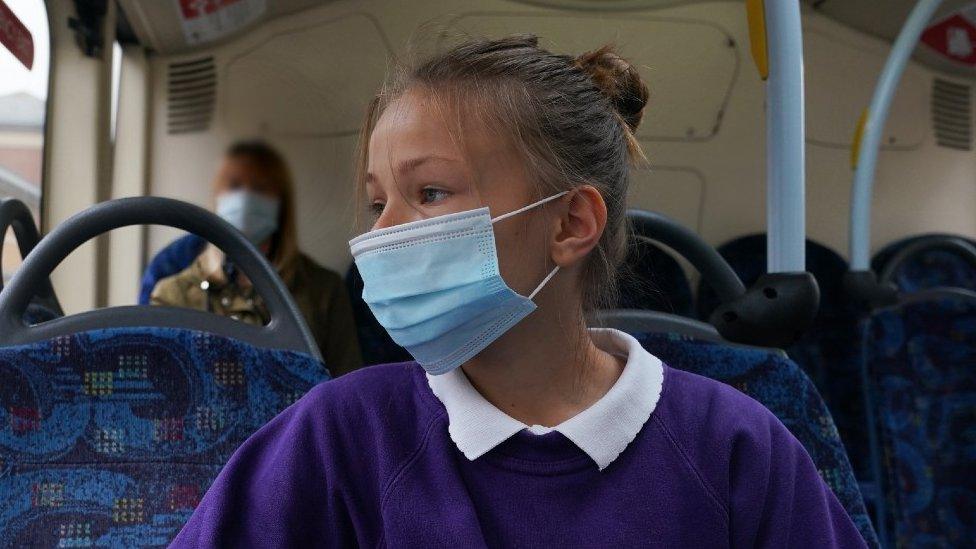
[[575, 45, 649, 132]]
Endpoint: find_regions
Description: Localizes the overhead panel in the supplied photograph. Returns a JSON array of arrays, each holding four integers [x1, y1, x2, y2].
[[804, 27, 927, 149], [801, 0, 976, 76], [118, 0, 326, 54], [801, 0, 972, 45], [447, 13, 738, 142], [222, 13, 391, 137], [175, 0, 267, 46]]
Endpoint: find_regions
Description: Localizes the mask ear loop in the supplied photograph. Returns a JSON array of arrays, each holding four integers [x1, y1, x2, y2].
[[490, 190, 569, 224], [528, 266, 560, 300], [489, 190, 571, 300]]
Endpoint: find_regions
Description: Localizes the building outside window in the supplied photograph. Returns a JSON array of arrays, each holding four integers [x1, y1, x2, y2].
[[0, 0, 48, 284]]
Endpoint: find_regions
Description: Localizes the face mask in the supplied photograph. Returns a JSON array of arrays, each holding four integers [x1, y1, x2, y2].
[[216, 190, 281, 245], [349, 192, 567, 375]]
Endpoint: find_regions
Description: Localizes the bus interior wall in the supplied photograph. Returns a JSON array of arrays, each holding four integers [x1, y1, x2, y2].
[[101, 0, 976, 313]]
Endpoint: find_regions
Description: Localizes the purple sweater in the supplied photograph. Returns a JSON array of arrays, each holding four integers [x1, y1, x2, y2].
[[171, 362, 866, 548]]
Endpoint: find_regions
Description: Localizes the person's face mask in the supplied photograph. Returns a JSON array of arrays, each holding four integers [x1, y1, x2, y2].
[[215, 190, 281, 245], [349, 191, 567, 375]]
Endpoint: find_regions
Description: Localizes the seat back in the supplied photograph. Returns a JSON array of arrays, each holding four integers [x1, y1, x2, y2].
[[616, 238, 693, 316], [0, 198, 63, 323], [695, 234, 870, 478], [592, 309, 725, 342], [861, 289, 976, 547], [697, 234, 852, 322], [634, 331, 878, 546], [0, 198, 330, 547], [0, 327, 328, 547], [872, 234, 976, 294], [0, 198, 319, 358], [137, 233, 207, 305]]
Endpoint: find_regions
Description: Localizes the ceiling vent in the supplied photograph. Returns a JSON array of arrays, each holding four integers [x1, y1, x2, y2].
[[931, 78, 972, 151], [167, 56, 216, 134]]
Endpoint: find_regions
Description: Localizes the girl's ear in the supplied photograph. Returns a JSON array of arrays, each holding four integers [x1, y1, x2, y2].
[[550, 185, 607, 268]]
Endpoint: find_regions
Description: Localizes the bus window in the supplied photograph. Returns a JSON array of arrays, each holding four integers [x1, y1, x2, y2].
[[0, 0, 47, 284]]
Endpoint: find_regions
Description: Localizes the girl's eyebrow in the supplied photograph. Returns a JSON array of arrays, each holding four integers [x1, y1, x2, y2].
[[366, 155, 460, 186], [396, 155, 459, 175]]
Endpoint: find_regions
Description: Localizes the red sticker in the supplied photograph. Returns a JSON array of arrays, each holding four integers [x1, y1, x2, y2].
[[922, 13, 976, 66], [0, 0, 34, 70], [178, 0, 244, 20], [175, 0, 264, 45]]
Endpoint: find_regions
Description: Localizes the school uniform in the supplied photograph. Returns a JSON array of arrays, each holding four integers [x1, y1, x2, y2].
[[170, 329, 867, 548]]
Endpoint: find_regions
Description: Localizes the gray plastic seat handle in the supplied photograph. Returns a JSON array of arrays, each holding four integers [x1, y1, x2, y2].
[[0, 197, 321, 361], [627, 209, 746, 303], [0, 198, 63, 315], [880, 236, 976, 289]]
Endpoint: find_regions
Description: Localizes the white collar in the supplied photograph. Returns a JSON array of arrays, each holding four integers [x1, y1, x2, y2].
[[426, 328, 664, 470]]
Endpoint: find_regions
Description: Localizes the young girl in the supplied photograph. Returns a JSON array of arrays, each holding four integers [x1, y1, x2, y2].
[[171, 36, 866, 548]]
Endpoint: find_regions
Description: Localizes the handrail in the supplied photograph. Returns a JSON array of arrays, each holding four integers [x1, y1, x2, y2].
[[751, 0, 807, 272], [627, 209, 745, 303], [0, 197, 321, 360], [849, 0, 944, 271]]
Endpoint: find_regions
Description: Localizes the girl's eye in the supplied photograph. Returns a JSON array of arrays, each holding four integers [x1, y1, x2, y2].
[[420, 187, 451, 205]]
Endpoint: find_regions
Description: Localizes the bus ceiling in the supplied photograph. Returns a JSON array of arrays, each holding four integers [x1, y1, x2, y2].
[[811, 0, 976, 76], [76, 1, 973, 74]]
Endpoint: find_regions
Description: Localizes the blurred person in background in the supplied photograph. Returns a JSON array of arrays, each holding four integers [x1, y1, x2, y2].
[[151, 140, 363, 375]]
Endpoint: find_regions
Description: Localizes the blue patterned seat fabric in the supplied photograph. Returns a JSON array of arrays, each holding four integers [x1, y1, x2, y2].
[[695, 234, 871, 480], [616, 238, 694, 317], [862, 295, 976, 547], [0, 327, 330, 548], [871, 234, 976, 294], [635, 331, 879, 547], [138, 234, 207, 305]]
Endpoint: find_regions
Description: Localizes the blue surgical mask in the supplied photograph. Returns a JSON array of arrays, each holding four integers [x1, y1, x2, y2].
[[349, 192, 567, 375], [216, 190, 280, 245]]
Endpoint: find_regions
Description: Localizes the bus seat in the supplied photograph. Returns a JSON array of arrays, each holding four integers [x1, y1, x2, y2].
[[593, 216, 875, 544], [634, 330, 879, 547], [0, 198, 63, 323], [345, 262, 412, 366], [592, 309, 725, 343], [0, 328, 326, 547], [0, 197, 329, 547], [616, 237, 693, 317], [860, 289, 976, 547], [137, 233, 207, 305], [872, 234, 976, 294], [695, 234, 870, 479], [696, 234, 851, 321]]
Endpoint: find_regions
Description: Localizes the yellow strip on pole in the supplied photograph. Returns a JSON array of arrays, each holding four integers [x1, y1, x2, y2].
[[746, 0, 769, 80], [851, 109, 868, 170]]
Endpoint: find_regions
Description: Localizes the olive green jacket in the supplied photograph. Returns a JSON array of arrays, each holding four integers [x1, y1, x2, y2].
[[150, 248, 363, 376]]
